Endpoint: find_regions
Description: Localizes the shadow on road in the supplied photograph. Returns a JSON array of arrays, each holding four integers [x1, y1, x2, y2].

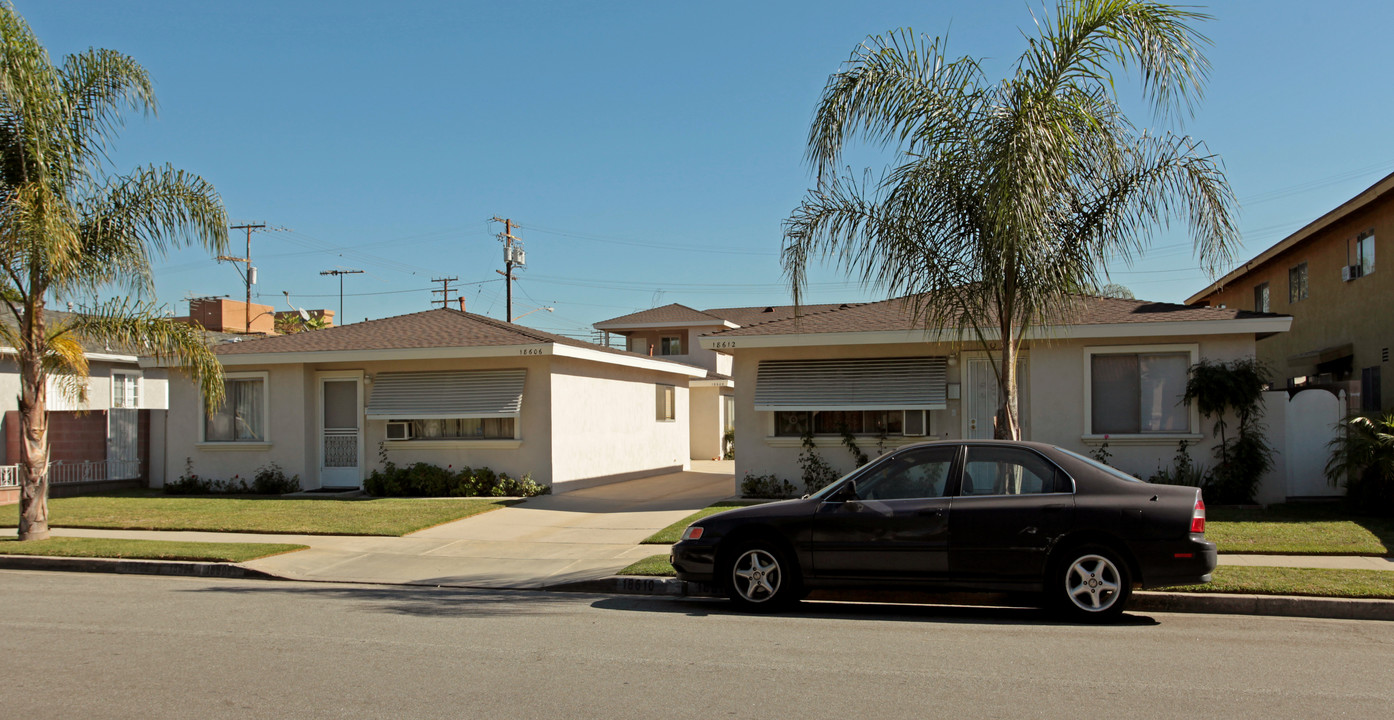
[[179, 580, 597, 619], [588, 595, 1161, 627]]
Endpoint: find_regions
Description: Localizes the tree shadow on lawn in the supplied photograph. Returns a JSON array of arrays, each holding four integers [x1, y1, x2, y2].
[[589, 595, 1160, 628]]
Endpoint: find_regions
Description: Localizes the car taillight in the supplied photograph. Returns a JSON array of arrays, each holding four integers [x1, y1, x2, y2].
[[1190, 495, 1206, 534], [680, 526, 704, 541]]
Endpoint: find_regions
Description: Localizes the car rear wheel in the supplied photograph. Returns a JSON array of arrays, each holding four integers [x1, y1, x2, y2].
[[1053, 545, 1131, 622], [724, 541, 799, 612]]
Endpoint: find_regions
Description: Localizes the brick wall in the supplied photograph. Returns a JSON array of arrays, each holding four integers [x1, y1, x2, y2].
[[4, 410, 108, 464]]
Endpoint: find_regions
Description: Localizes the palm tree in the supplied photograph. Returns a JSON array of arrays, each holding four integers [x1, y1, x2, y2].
[[783, 0, 1238, 439], [1, 4, 228, 540], [1326, 413, 1394, 515]]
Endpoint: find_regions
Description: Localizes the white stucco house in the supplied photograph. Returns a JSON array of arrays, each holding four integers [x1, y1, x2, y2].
[[699, 295, 1295, 496], [153, 308, 705, 494]]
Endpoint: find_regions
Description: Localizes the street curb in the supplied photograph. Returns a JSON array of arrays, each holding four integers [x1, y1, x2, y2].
[[557, 576, 1394, 622], [0, 554, 283, 581]]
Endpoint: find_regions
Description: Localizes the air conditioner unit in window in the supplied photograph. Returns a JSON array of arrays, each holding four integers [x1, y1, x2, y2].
[[385, 421, 414, 440], [1342, 265, 1361, 281]]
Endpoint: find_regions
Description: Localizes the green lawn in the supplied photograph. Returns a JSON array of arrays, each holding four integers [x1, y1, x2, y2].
[[1, 492, 517, 536], [0, 536, 307, 562], [1157, 566, 1394, 599], [617, 555, 1394, 599], [1209, 504, 1393, 555], [642, 500, 767, 544]]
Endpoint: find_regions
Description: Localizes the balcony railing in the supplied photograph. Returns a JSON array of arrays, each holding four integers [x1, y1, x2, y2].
[[0, 459, 141, 487]]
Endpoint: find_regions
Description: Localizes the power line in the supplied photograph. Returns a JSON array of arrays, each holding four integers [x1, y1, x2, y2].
[[431, 276, 459, 309], [319, 269, 364, 323]]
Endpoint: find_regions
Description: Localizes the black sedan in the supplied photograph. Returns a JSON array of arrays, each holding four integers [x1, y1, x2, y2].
[[671, 440, 1215, 620]]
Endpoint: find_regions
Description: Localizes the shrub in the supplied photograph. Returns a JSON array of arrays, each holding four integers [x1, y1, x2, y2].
[[741, 472, 798, 499], [251, 462, 301, 495], [1183, 358, 1275, 504], [798, 430, 839, 495], [1326, 412, 1394, 516], [364, 461, 549, 498], [1148, 440, 1208, 488]]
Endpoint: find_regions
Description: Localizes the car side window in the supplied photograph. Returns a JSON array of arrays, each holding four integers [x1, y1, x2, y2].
[[960, 446, 1059, 496], [855, 446, 956, 501]]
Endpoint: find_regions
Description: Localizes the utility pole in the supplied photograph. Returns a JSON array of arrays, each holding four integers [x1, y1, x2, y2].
[[318, 269, 363, 325], [219, 223, 266, 332], [431, 276, 458, 309], [491, 217, 525, 322]]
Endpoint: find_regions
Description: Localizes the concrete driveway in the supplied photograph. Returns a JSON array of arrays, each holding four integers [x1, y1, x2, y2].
[[241, 461, 735, 589]]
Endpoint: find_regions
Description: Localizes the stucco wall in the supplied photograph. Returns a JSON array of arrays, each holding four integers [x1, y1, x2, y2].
[[689, 385, 725, 460], [1200, 192, 1393, 410], [547, 356, 689, 492], [162, 355, 555, 489], [732, 333, 1261, 489]]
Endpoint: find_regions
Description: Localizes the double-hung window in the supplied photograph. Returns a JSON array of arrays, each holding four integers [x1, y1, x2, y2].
[[112, 372, 140, 409], [204, 373, 268, 442], [1357, 230, 1376, 277], [1289, 262, 1308, 303], [1086, 346, 1196, 437], [1253, 282, 1270, 313]]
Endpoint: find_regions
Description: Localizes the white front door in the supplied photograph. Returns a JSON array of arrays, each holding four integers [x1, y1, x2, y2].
[[964, 356, 997, 439], [319, 375, 363, 488]]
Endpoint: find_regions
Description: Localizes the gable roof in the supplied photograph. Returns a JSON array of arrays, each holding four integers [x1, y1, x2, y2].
[[700, 295, 1289, 346], [592, 303, 732, 329], [593, 302, 848, 330], [183, 308, 705, 377], [1187, 170, 1394, 303]]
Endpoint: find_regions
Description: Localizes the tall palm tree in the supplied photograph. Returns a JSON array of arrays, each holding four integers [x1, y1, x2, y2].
[[1, 4, 228, 540], [783, 0, 1239, 439]]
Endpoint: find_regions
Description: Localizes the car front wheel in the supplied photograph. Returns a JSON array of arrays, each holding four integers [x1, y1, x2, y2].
[[725, 541, 799, 612], [1054, 545, 1132, 621]]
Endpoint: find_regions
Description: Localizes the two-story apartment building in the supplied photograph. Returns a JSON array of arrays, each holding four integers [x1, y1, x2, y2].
[[594, 303, 843, 460], [1188, 171, 1394, 412]]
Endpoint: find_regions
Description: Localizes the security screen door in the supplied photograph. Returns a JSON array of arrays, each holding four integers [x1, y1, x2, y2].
[[319, 377, 362, 487]]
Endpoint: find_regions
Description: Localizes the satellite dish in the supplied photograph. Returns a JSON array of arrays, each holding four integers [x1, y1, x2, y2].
[[283, 291, 311, 321]]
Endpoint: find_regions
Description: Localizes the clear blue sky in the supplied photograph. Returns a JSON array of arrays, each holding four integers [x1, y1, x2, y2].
[[18, 1, 1394, 339]]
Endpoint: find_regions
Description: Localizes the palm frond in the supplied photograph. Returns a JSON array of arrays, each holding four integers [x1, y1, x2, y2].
[[58, 296, 225, 412]]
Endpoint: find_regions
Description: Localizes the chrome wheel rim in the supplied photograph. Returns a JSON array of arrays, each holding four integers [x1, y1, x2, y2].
[[732, 548, 782, 603], [1065, 554, 1122, 612]]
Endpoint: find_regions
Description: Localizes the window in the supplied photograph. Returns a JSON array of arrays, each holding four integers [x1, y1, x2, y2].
[[1288, 262, 1308, 303], [961, 446, 1061, 496], [657, 384, 675, 421], [1357, 230, 1376, 277], [775, 410, 909, 437], [1253, 282, 1270, 313], [112, 372, 139, 409], [659, 336, 683, 355], [204, 375, 266, 442], [853, 445, 956, 500], [1088, 349, 1192, 435], [723, 395, 735, 432], [403, 418, 515, 440]]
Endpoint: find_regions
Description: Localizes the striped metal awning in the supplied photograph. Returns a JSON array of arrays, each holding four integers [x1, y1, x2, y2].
[[754, 357, 947, 411], [365, 369, 525, 419]]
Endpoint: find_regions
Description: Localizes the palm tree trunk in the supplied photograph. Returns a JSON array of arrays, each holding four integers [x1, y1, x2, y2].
[[995, 313, 1021, 440], [17, 303, 50, 541]]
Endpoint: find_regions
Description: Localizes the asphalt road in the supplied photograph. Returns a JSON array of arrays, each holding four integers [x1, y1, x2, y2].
[[3, 571, 1391, 719]]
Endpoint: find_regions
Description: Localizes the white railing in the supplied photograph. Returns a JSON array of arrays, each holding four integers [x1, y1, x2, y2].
[[0, 459, 140, 487]]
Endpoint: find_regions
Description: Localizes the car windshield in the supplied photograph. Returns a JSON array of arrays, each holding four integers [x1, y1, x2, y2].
[[1054, 446, 1145, 484]]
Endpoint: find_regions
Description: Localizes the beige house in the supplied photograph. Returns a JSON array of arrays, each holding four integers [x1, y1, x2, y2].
[[1188, 171, 1394, 413], [154, 309, 704, 493], [594, 302, 844, 461], [698, 296, 1291, 489]]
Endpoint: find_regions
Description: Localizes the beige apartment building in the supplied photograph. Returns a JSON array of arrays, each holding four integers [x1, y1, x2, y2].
[[1188, 172, 1394, 412]]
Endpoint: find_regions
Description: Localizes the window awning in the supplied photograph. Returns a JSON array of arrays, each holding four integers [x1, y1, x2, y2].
[[365, 369, 525, 420], [754, 357, 947, 411]]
